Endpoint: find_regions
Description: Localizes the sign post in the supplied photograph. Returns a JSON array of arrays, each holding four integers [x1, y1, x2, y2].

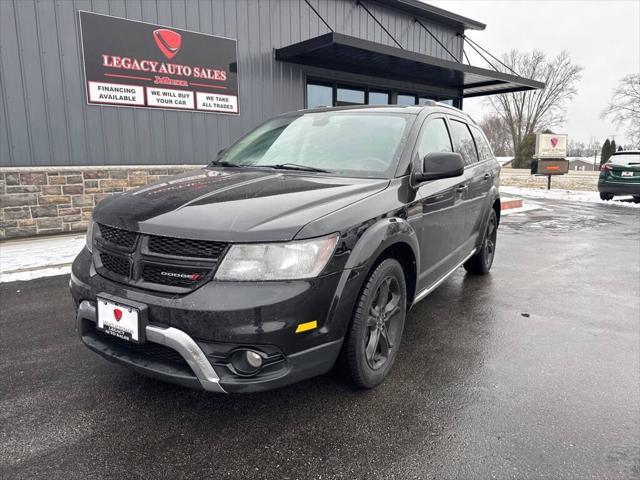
[[531, 134, 569, 189]]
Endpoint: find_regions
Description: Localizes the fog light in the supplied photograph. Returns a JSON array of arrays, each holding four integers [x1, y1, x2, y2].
[[245, 350, 263, 369], [231, 349, 264, 375]]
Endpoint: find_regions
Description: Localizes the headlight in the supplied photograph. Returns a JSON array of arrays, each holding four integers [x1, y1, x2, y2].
[[85, 220, 95, 253], [214, 234, 339, 281]]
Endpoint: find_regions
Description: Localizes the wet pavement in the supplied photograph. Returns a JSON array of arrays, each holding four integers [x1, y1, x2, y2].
[[1, 198, 639, 479]]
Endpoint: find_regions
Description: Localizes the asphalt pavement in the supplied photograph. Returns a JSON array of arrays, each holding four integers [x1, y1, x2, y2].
[[1, 197, 639, 479]]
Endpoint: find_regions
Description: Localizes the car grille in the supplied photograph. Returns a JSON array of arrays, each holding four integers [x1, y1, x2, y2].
[[95, 223, 228, 293], [141, 264, 211, 288], [98, 224, 138, 251], [148, 235, 227, 258], [91, 324, 188, 367], [100, 252, 131, 277]]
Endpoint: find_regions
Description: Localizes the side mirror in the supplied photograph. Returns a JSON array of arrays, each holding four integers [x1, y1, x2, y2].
[[413, 152, 464, 183], [217, 148, 227, 159]]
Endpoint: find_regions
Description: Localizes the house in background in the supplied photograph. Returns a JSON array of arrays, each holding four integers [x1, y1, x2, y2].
[[567, 157, 598, 171]]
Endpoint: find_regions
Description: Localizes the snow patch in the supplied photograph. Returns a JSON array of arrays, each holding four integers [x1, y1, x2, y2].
[[501, 187, 640, 208], [0, 234, 85, 283]]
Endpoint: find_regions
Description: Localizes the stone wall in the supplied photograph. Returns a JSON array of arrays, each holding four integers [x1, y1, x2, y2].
[[0, 166, 201, 239]]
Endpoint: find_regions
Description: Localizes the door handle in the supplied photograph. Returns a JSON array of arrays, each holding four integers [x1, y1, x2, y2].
[[483, 173, 491, 180], [456, 184, 468, 193]]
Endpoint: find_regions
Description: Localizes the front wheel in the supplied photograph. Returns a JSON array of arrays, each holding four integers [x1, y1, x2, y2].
[[464, 209, 498, 275], [343, 258, 407, 389], [600, 192, 614, 201]]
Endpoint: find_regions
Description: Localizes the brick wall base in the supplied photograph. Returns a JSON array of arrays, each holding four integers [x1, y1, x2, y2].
[[0, 166, 201, 239]]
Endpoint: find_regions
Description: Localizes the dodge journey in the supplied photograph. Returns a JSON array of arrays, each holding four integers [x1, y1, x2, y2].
[[70, 103, 501, 393]]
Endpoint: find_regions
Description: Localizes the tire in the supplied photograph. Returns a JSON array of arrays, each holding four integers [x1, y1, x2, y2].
[[600, 192, 614, 201], [464, 209, 498, 275], [343, 258, 407, 389]]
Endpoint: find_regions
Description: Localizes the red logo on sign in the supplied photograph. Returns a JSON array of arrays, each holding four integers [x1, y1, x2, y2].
[[550, 137, 559, 147], [153, 29, 182, 59], [113, 308, 123, 321]]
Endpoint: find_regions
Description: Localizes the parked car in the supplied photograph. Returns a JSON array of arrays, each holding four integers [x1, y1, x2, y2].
[[70, 103, 501, 393], [598, 150, 640, 201]]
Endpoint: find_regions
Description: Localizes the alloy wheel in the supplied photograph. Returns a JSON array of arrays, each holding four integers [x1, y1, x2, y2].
[[364, 276, 402, 370]]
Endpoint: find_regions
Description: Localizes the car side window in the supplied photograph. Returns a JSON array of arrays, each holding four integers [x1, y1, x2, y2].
[[417, 118, 453, 161], [470, 125, 494, 162], [449, 119, 479, 166]]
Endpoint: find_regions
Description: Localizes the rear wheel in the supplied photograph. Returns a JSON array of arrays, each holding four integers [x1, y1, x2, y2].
[[464, 209, 497, 275], [343, 258, 407, 389], [600, 192, 614, 201]]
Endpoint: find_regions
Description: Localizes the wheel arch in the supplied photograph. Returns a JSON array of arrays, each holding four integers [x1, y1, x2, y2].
[[344, 217, 420, 307]]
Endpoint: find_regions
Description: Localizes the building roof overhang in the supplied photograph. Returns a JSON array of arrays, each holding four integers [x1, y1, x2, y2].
[[275, 33, 545, 98]]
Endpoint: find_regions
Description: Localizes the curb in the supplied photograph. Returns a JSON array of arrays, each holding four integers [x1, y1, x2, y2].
[[501, 197, 524, 211]]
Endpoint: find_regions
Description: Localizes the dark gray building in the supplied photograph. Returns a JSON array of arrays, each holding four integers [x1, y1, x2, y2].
[[0, 0, 541, 238]]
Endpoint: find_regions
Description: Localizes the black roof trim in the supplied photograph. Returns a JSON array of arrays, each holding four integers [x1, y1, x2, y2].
[[378, 0, 486, 31]]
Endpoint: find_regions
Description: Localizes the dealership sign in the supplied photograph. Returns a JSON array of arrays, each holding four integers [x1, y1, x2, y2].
[[534, 133, 568, 158], [79, 11, 239, 114]]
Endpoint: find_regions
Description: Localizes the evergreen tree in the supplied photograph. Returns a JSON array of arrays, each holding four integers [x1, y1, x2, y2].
[[601, 138, 612, 165], [618, 145, 623, 151], [512, 132, 540, 168], [610, 139, 617, 155]]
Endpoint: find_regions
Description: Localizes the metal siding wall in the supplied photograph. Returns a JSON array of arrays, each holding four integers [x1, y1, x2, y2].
[[0, 0, 461, 167]]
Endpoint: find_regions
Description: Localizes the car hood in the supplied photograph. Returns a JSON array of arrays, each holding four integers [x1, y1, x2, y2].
[[92, 167, 389, 242]]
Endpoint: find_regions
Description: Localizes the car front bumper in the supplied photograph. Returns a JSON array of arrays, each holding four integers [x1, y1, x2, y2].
[[71, 247, 365, 393]]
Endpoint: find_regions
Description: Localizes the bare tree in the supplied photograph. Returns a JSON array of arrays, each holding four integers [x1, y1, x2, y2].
[[567, 139, 586, 157], [600, 73, 640, 146], [485, 50, 583, 153], [479, 115, 512, 156]]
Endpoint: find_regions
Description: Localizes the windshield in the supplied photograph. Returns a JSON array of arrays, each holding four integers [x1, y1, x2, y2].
[[609, 153, 640, 166], [218, 112, 413, 178]]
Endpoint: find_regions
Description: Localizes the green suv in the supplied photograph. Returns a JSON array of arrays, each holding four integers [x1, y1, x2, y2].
[[598, 151, 640, 201]]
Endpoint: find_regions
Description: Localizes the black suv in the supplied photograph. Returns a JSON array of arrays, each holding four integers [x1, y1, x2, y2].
[[70, 104, 500, 393]]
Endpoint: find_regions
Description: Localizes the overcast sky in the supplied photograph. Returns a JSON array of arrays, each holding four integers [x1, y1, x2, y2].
[[429, 0, 640, 147]]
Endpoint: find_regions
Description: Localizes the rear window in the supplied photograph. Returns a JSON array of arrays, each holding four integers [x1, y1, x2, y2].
[[470, 125, 494, 162], [609, 153, 640, 166], [449, 119, 479, 166]]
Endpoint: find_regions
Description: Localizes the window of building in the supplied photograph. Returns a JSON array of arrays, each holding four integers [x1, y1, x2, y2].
[[307, 82, 332, 108], [305, 80, 460, 109], [397, 94, 417, 106], [470, 125, 494, 161], [336, 86, 365, 105], [449, 119, 479, 165], [369, 91, 390, 105], [417, 118, 453, 159]]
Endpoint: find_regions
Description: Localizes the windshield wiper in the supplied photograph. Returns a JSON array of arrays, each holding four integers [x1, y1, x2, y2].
[[261, 163, 331, 173], [209, 160, 244, 168]]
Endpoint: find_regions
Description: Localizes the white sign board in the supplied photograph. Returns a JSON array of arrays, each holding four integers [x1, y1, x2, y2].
[[534, 133, 568, 159]]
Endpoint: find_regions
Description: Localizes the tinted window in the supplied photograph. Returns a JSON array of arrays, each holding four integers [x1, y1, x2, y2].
[[609, 153, 640, 166], [397, 94, 416, 106], [417, 118, 453, 159], [470, 126, 494, 161], [449, 120, 479, 165], [337, 87, 365, 105], [369, 91, 390, 105], [222, 113, 412, 178], [307, 83, 332, 108]]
